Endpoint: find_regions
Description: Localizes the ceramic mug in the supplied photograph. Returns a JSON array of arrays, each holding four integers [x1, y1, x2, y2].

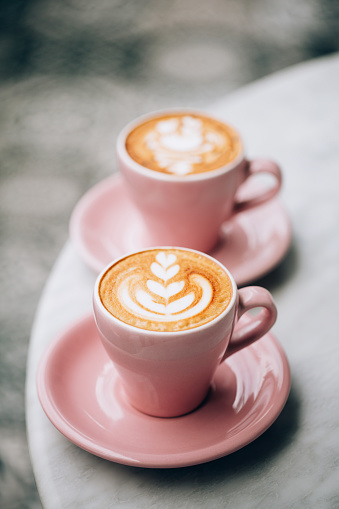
[[93, 247, 277, 418], [116, 109, 282, 253]]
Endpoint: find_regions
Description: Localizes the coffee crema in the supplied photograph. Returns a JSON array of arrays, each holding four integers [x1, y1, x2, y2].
[[125, 112, 242, 176], [99, 249, 233, 332]]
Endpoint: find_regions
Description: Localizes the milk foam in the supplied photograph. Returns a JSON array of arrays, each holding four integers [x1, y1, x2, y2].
[[118, 253, 212, 322], [125, 113, 242, 176], [99, 249, 233, 332]]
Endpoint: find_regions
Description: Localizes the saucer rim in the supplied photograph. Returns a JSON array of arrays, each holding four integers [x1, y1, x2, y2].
[[69, 173, 292, 285], [37, 314, 291, 469]]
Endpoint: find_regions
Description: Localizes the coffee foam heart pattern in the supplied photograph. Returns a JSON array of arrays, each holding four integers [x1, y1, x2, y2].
[[145, 116, 217, 175], [125, 113, 242, 176]]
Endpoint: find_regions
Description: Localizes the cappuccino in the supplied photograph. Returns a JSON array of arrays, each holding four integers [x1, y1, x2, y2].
[[125, 112, 242, 176], [99, 248, 233, 332]]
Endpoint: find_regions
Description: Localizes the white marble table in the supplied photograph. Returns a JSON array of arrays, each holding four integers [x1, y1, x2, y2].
[[26, 54, 339, 508]]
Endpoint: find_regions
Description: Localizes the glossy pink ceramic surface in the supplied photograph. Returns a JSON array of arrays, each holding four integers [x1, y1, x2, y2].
[[94, 250, 277, 417], [69, 174, 292, 285], [117, 110, 282, 252], [37, 314, 290, 469]]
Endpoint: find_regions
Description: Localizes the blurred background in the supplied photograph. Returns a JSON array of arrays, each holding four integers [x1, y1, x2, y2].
[[0, 1, 338, 507]]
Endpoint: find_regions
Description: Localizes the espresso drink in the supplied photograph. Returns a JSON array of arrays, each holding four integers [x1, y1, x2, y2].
[[99, 249, 233, 332], [125, 112, 242, 176]]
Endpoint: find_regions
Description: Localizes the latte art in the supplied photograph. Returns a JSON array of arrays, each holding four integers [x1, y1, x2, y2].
[[125, 113, 242, 176], [99, 249, 233, 332]]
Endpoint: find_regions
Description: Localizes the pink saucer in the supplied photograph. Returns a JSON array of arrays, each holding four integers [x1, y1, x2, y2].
[[37, 314, 291, 469], [70, 175, 291, 286]]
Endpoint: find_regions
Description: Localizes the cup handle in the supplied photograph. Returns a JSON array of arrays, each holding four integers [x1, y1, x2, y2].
[[233, 159, 282, 214], [221, 286, 277, 361]]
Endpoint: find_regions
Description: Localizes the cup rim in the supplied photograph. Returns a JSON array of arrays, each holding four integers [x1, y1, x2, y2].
[[94, 246, 238, 337], [116, 108, 245, 182]]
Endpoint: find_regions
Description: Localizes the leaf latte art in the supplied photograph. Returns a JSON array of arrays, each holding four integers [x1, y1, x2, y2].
[[99, 249, 233, 332]]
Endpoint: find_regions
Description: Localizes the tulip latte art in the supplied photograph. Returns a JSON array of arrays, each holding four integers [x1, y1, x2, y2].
[[125, 112, 242, 176], [99, 249, 233, 332]]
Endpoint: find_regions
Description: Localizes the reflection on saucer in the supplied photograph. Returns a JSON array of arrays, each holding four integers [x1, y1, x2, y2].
[[37, 314, 291, 468]]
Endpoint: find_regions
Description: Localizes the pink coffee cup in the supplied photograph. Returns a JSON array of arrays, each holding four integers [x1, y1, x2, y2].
[[93, 247, 277, 418], [117, 109, 282, 253]]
